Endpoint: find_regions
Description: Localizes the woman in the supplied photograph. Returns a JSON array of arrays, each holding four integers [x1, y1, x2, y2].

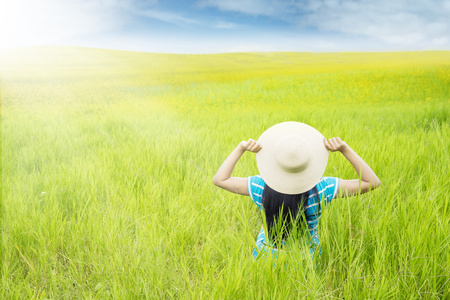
[[213, 122, 381, 259]]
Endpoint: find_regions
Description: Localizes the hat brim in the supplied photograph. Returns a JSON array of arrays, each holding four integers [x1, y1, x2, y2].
[[256, 122, 329, 194]]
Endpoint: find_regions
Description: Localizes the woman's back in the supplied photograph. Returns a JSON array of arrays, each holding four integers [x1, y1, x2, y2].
[[248, 175, 339, 257], [212, 122, 380, 259]]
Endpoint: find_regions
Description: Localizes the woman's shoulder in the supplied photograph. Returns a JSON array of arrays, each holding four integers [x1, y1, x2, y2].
[[248, 175, 266, 209], [313, 177, 339, 200], [248, 175, 266, 190], [318, 176, 339, 186]]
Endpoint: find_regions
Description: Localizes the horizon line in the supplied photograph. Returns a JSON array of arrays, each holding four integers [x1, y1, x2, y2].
[[2, 44, 450, 56]]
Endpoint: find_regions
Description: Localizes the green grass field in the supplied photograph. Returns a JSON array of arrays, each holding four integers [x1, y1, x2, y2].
[[1, 47, 449, 299]]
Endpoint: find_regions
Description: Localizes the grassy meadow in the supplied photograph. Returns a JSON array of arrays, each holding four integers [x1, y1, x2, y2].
[[1, 47, 449, 299]]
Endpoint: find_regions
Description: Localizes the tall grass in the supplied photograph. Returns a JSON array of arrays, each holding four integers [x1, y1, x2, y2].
[[1, 47, 449, 298]]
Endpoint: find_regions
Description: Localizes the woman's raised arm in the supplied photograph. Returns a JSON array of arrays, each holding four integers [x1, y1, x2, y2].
[[213, 139, 261, 195], [324, 137, 381, 197]]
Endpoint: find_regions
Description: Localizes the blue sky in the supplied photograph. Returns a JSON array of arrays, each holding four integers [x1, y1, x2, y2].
[[1, 0, 449, 53]]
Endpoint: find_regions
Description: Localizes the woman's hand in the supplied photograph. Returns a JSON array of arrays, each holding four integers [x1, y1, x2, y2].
[[323, 137, 349, 153], [239, 139, 262, 153]]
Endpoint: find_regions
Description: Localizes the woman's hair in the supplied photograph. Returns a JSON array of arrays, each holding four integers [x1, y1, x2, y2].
[[262, 184, 312, 245]]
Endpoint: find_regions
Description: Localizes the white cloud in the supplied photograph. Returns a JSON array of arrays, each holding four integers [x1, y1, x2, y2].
[[197, 0, 280, 16], [295, 0, 450, 47], [197, 0, 450, 49], [213, 21, 238, 29], [136, 10, 201, 26]]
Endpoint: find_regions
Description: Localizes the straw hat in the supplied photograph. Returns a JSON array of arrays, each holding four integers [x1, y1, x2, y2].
[[256, 122, 329, 194]]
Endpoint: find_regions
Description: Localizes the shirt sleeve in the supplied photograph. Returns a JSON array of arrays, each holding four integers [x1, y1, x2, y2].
[[247, 175, 265, 210], [317, 177, 339, 206]]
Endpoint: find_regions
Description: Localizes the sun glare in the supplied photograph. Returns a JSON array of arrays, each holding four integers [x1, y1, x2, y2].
[[0, 0, 107, 49], [0, 2, 36, 48]]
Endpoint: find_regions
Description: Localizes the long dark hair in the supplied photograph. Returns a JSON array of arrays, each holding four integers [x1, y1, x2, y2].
[[262, 184, 311, 245]]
